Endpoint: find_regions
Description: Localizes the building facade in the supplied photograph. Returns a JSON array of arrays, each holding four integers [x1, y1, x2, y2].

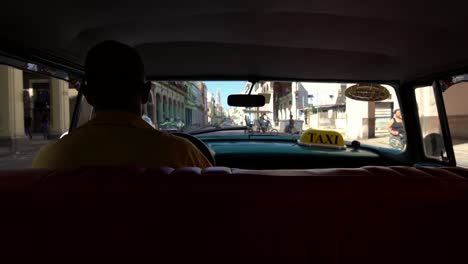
[[149, 81, 186, 125], [242, 81, 402, 138], [199, 82, 208, 126], [206, 88, 225, 126], [241, 82, 276, 126], [184, 81, 206, 127], [0, 65, 71, 150], [207, 91, 215, 124]]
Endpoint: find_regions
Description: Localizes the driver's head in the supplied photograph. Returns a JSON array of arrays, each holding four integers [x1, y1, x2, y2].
[[83, 41, 151, 114]]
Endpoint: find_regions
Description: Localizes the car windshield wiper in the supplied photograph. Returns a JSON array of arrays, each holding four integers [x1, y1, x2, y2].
[[188, 126, 248, 135]]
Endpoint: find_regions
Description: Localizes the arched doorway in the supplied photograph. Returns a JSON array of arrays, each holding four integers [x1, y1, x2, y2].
[[162, 96, 168, 121], [168, 99, 173, 120], [146, 90, 155, 123], [156, 94, 162, 124], [180, 104, 185, 122]]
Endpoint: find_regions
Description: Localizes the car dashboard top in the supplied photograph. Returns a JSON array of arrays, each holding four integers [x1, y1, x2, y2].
[[197, 135, 402, 170]]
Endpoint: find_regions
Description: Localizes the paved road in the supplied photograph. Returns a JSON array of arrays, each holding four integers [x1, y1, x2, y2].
[[0, 136, 49, 169], [0, 149, 40, 169]]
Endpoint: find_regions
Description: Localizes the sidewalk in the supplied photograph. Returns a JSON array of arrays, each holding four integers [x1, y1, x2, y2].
[[0, 136, 50, 158], [0, 148, 9, 158], [453, 140, 468, 167], [355, 136, 389, 148]]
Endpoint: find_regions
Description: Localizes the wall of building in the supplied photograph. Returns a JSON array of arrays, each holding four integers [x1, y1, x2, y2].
[[0, 66, 72, 150], [299, 82, 342, 131], [185, 82, 205, 127], [152, 81, 186, 125], [0, 66, 25, 148]]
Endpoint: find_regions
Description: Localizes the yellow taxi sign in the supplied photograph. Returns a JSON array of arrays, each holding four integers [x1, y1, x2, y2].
[[298, 129, 345, 149]]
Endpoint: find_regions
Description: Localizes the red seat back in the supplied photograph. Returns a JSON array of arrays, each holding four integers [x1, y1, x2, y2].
[[0, 166, 467, 263]]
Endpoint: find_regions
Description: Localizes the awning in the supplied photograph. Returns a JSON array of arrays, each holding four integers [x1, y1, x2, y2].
[[300, 104, 345, 111]]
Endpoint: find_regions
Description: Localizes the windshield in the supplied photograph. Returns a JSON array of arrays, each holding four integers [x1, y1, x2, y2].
[[146, 81, 403, 151]]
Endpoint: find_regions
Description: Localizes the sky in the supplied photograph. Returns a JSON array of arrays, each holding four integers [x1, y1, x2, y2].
[[204, 81, 246, 109]]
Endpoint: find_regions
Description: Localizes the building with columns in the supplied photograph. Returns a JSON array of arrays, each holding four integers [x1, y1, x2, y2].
[[144, 81, 208, 128], [147, 81, 186, 126], [0, 65, 72, 151]]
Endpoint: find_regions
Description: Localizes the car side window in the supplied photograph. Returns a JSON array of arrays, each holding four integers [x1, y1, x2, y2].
[[414, 85, 446, 161], [442, 79, 468, 167], [72, 94, 94, 127]]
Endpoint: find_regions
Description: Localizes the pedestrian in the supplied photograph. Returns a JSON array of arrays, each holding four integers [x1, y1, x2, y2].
[[259, 113, 269, 133], [41, 110, 50, 140], [176, 118, 184, 131], [387, 109, 404, 136], [24, 115, 32, 139], [244, 115, 253, 133], [286, 114, 295, 133], [387, 109, 406, 149]]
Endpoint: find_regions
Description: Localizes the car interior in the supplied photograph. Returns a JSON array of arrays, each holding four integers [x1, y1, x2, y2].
[[1, 0, 468, 261]]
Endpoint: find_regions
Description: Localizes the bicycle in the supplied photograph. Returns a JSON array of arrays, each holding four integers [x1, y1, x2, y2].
[[389, 131, 406, 150], [245, 121, 255, 134], [285, 124, 299, 135], [263, 122, 278, 135]]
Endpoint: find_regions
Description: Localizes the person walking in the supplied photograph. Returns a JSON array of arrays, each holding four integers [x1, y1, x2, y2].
[[286, 114, 295, 134], [387, 109, 406, 149], [41, 110, 50, 140], [387, 109, 404, 136], [24, 115, 32, 139]]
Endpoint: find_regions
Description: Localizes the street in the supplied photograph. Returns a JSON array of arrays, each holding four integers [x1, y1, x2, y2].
[[0, 136, 50, 170], [0, 150, 39, 169]]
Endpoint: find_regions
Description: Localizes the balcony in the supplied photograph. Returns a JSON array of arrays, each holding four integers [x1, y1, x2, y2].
[[166, 81, 188, 94]]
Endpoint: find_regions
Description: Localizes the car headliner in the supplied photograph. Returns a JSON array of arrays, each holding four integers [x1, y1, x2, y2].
[[1, 0, 468, 82]]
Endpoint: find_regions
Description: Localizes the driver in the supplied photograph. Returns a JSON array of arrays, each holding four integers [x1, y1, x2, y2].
[[33, 41, 211, 169]]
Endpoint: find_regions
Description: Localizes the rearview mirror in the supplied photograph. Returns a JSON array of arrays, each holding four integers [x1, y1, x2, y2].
[[228, 95, 265, 107]]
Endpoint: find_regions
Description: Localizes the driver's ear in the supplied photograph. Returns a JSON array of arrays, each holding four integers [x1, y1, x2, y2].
[[140, 81, 151, 104]]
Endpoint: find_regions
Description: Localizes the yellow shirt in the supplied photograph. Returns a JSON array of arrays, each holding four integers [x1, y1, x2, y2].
[[32, 111, 212, 169]]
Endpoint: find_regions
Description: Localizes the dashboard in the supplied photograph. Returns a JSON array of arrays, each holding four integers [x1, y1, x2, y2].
[[198, 136, 405, 169]]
